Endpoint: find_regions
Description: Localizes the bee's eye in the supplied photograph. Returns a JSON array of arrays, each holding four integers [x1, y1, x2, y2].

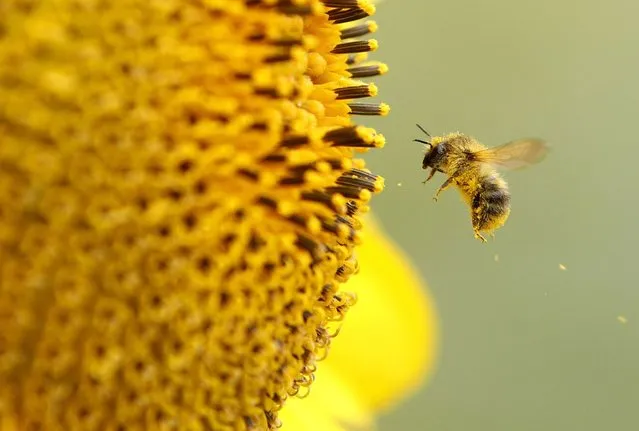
[[422, 154, 431, 168]]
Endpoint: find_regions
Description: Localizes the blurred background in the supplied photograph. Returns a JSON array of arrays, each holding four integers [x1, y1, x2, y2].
[[362, 0, 639, 429]]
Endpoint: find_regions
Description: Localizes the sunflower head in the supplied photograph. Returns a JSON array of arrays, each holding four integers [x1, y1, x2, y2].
[[0, 0, 391, 429]]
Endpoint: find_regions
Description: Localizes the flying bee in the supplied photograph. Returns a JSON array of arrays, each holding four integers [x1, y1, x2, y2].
[[414, 124, 548, 242]]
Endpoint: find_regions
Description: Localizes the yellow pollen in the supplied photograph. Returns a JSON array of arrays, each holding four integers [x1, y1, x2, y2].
[[379, 102, 391, 116]]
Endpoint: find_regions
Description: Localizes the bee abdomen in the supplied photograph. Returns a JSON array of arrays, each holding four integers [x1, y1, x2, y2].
[[472, 180, 511, 232]]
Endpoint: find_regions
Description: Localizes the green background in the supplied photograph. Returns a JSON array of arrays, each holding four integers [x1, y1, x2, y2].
[[361, 0, 639, 429]]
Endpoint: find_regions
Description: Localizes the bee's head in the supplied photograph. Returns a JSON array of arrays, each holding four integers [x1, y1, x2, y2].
[[414, 124, 448, 170], [420, 137, 448, 170]]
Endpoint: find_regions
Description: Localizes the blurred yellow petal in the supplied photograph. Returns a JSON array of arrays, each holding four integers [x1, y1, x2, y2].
[[280, 366, 372, 431], [333, 215, 439, 411], [280, 216, 439, 429]]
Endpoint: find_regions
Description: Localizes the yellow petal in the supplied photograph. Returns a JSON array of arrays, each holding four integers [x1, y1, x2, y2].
[[280, 366, 372, 431], [326, 215, 440, 412], [280, 215, 439, 429]]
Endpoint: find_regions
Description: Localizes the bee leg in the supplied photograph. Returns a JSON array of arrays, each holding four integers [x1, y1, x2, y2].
[[433, 176, 455, 202], [422, 168, 437, 184], [474, 231, 487, 242]]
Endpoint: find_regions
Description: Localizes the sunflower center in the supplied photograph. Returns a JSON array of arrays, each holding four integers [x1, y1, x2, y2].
[[0, 0, 388, 429]]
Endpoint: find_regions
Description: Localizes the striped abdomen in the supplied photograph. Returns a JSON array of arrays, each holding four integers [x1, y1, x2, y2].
[[471, 174, 511, 233]]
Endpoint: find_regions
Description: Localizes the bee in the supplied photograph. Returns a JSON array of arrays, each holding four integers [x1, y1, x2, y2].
[[414, 124, 548, 242]]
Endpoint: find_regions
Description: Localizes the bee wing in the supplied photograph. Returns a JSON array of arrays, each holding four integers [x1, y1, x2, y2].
[[473, 138, 549, 170]]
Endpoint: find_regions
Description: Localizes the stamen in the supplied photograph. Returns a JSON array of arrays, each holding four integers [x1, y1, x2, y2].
[[340, 21, 378, 39], [295, 235, 325, 262], [239, 169, 260, 181], [324, 126, 384, 148], [247, 33, 267, 42], [345, 201, 359, 216], [278, 162, 329, 186], [287, 163, 326, 176], [336, 173, 378, 192], [261, 154, 287, 163], [256, 196, 278, 210], [301, 191, 348, 214], [347, 63, 388, 77], [324, 126, 367, 146], [287, 214, 320, 233], [348, 102, 390, 116], [335, 215, 354, 228], [325, 186, 371, 200], [279, 134, 309, 149], [264, 50, 293, 63], [327, 6, 375, 24], [322, 0, 362, 6], [334, 83, 377, 100], [331, 39, 378, 54], [319, 218, 355, 241], [279, 177, 306, 186], [344, 167, 378, 181]]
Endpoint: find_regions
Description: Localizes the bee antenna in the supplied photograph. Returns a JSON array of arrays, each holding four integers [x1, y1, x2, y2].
[[414, 124, 432, 148], [413, 139, 432, 148], [416, 123, 431, 137]]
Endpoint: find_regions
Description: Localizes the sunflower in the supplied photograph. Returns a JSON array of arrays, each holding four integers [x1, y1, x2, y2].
[[0, 0, 436, 430]]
